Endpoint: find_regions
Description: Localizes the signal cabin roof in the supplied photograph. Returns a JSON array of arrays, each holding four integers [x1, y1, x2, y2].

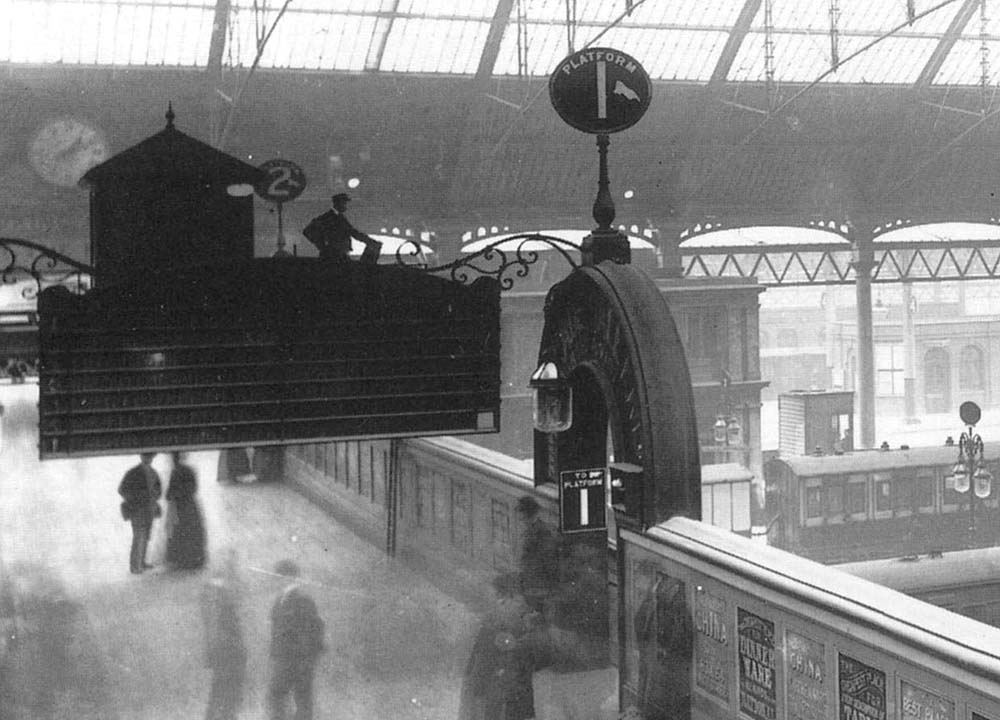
[[81, 111, 261, 188]]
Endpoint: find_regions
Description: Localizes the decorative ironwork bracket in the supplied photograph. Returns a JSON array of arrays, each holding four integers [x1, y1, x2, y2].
[[1, 237, 93, 298], [401, 233, 582, 290]]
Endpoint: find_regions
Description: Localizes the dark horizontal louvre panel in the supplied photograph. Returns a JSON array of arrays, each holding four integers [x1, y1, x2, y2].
[[38, 262, 501, 456], [41, 409, 488, 457], [41, 373, 497, 411]]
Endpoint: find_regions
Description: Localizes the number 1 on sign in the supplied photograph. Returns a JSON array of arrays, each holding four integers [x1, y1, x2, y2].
[[580, 488, 590, 527], [596, 61, 607, 119]]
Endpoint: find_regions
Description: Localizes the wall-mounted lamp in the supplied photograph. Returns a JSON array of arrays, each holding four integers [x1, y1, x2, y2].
[[713, 414, 742, 446], [530, 361, 572, 433]]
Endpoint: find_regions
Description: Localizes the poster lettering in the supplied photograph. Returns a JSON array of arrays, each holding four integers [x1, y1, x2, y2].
[[738, 608, 776, 720], [900, 681, 953, 720], [838, 654, 886, 720], [694, 587, 730, 703], [786, 630, 826, 720]]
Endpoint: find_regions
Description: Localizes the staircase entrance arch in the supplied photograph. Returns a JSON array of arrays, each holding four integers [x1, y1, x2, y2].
[[535, 262, 701, 529]]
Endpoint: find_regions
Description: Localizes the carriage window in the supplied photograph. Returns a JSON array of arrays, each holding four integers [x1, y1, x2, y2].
[[874, 474, 892, 517], [893, 473, 914, 516], [825, 479, 845, 523], [805, 480, 823, 526], [983, 462, 999, 509], [943, 473, 963, 511], [847, 475, 867, 518], [915, 472, 935, 513]]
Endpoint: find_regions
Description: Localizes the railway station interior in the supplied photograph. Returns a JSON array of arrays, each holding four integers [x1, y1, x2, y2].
[[4, 1, 1000, 719]]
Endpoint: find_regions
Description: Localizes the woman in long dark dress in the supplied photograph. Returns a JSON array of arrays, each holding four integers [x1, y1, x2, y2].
[[166, 452, 207, 569]]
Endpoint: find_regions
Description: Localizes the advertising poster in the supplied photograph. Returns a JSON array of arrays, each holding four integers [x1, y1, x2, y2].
[[694, 587, 731, 704], [738, 608, 776, 720], [838, 654, 886, 720], [633, 569, 694, 720], [785, 630, 827, 720], [900, 681, 953, 720]]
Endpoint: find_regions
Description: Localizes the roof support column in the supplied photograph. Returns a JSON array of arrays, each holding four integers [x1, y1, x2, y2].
[[853, 226, 876, 449], [206, 0, 231, 148]]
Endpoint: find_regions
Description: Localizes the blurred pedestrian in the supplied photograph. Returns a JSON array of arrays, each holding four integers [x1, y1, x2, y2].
[[459, 572, 542, 720], [118, 453, 162, 574], [268, 560, 325, 720], [165, 451, 207, 569], [200, 549, 247, 720], [516, 495, 559, 614]]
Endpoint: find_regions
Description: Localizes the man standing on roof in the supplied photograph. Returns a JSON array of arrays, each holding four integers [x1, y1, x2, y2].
[[302, 192, 382, 265]]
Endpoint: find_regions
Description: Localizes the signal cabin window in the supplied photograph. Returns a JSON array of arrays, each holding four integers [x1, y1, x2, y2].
[[804, 478, 823, 526], [846, 475, 868, 520], [824, 478, 845, 524], [873, 473, 893, 519], [915, 471, 936, 513]]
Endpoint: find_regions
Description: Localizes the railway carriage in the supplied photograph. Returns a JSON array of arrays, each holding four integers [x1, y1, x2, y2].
[[765, 443, 1000, 564]]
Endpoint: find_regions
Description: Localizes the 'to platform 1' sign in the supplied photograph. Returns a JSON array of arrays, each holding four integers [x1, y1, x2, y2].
[[255, 158, 307, 203], [559, 468, 607, 533], [549, 47, 652, 134]]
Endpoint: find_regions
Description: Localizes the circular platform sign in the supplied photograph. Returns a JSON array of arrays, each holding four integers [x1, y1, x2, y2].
[[255, 158, 307, 203], [549, 47, 652, 134], [960, 400, 982, 426]]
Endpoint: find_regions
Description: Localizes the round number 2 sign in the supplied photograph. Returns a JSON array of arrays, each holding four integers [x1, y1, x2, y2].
[[255, 159, 307, 203]]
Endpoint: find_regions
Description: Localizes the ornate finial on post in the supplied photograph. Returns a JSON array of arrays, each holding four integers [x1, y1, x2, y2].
[[581, 133, 630, 266], [592, 134, 615, 230], [166, 102, 175, 128]]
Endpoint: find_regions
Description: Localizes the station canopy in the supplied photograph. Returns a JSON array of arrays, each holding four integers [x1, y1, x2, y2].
[[2, 0, 999, 87]]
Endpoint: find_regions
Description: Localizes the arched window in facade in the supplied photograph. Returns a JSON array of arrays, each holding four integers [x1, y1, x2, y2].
[[777, 328, 798, 347], [924, 347, 951, 413], [959, 344, 985, 391]]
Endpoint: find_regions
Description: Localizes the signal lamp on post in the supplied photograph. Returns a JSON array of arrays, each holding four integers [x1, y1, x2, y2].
[[530, 362, 572, 433], [950, 401, 993, 546]]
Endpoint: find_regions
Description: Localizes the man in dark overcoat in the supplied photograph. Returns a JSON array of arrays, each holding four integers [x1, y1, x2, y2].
[[516, 495, 559, 614], [302, 193, 382, 264], [267, 560, 325, 720], [118, 453, 162, 574]]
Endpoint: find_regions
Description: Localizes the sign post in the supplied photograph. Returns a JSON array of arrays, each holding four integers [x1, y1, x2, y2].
[[559, 467, 607, 533], [549, 48, 652, 265], [255, 159, 307, 256]]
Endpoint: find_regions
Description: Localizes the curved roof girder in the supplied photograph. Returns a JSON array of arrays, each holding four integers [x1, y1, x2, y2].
[[915, 0, 979, 88], [366, 0, 402, 72], [476, 0, 516, 80], [708, 0, 762, 89]]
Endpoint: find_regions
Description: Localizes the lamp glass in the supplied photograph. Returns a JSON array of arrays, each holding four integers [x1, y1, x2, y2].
[[974, 466, 993, 499], [953, 466, 971, 494], [713, 416, 727, 445], [532, 384, 572, 433], [726, 416, 742, 446]]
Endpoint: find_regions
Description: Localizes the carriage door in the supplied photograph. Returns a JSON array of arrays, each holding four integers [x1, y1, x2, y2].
[[924, 347, 951, 413]]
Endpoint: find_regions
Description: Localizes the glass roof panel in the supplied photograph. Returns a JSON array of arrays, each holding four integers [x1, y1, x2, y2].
[[0, 0, 985, 84], [935, 38, 1000, 86], [400, 0, 496, 17], [760, 0, 958, 33], [380, 18, 488, 74], [495, 22, 729, 80], [495, 21, 567, 76], [731, 29, 938, 84], [833, 35, 939, 83]]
